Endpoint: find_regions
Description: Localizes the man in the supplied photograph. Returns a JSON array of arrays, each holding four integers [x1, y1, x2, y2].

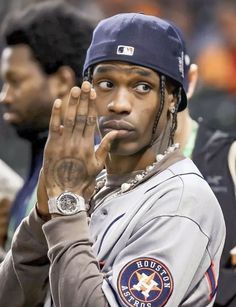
[[193, 131, 236, 307], [174, 24, 236, 306], [0, 13, 225, 306], [0, 1, 94, 251]]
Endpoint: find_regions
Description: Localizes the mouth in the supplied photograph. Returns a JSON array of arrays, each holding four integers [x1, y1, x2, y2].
[[101, 120, 135, 138]]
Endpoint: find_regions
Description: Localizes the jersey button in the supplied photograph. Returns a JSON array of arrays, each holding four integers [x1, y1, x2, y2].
[[101, 209, 108, 216]]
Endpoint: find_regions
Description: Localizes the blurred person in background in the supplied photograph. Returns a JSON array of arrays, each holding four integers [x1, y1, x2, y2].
[[191, 111, 236, 307], [171, 7, 236, 305], [0, 0, 95, 252], [188, 1, 236, 306], [192, 128, 236, 307]]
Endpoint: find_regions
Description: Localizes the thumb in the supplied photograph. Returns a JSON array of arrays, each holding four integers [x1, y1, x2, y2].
[[37, 169, 50, 216], [95, 130, 118, 167]]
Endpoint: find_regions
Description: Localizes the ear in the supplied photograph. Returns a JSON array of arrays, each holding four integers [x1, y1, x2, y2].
[[187, 64, 198, 100], [48, 66, 76, 99], [166, 84, 178, 114]]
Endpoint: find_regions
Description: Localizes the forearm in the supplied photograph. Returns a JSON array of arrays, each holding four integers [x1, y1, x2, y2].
[[0, 208, 49, 307], [43, 212, 109, 307]]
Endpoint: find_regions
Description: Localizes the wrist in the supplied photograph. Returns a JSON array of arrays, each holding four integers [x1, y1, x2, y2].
[[48, 192, 86, 216], [35, 204, 51, 222]]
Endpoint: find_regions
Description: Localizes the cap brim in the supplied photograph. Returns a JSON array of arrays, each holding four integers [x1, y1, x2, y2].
[[178, 88, 187, 112]]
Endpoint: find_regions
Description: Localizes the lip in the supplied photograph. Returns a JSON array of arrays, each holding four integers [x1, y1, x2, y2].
[[102, 120, 135, 131]]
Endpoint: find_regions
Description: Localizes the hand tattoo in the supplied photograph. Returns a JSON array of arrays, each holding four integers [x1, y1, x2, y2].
[[53, 158, 87, 190]]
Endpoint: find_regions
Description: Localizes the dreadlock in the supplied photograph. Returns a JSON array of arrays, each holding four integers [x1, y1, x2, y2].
[[150, 75, 183, 149], [150, 75, 166, 146]]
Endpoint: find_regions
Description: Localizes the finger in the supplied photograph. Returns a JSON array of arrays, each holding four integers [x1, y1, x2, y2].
[[37, 169, 50, 216], [95, 130, 118, 167], [74, 81, 91, 134], [0, 203, 10, 215], [81, 88, 97, 142], [49, 99, 62, 139], [0, 198, 11, 210], [63, 87, 80, 135]]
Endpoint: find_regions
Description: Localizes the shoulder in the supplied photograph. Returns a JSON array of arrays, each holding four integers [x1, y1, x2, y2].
[[138, 158, 225, 242]]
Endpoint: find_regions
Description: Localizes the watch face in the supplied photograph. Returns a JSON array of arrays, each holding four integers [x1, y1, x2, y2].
[[57, 192, 80, 215]]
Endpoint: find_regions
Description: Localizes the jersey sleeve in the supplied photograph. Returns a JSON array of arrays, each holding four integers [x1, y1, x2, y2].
[[102, 213, 212, 307], [0, 208, 49, 307], [43, 211, 110, 307]]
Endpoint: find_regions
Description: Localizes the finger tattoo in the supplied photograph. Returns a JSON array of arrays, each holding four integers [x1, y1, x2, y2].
[[86, 117, 96, 126], [64, 118, 75, 128], [76, 115, 87, 124]]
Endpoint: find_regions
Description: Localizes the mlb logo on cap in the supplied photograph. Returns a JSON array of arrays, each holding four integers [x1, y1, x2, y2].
[[117, 45, 134, 56]]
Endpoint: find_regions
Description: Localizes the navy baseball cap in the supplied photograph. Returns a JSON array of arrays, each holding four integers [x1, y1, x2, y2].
[[83, 13, 188, 111], [169, 21, 191, 93]]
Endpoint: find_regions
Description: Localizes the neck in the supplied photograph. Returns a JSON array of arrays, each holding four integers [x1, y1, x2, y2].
[[104, 121, 172, 175], [106, 144, 166, 175], [105, 146, 157, 175]]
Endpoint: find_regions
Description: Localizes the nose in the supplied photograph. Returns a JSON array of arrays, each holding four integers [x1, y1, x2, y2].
[[0, 83, 13, 105], [107, 87, 132, 114]]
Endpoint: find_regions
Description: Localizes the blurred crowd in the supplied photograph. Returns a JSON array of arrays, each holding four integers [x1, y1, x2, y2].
[[0, 0, 235, 306]]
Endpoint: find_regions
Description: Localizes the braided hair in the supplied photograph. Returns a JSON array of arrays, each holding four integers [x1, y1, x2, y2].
[[150, 75, 182, 148]]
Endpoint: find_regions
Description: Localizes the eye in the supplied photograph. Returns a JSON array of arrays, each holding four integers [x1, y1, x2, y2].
[[135, 83, 151, 93], [8, 76, 22, 87], [98, 81, 113, 90]]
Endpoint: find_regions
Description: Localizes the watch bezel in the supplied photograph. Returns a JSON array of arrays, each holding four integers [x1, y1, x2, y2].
[[56, 192, 85, 215]]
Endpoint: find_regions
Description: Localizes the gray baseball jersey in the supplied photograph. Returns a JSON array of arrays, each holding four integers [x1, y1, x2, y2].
[[0, 156, 225, 307], [89, 157, 225, 306]]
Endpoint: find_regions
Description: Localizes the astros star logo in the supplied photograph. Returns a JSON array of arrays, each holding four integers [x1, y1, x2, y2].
[[118, 257, 173, 307], [132, 272, 161, 299]]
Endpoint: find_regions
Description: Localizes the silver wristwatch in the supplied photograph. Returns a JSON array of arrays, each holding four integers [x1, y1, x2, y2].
[[48, 192, 86, 216]]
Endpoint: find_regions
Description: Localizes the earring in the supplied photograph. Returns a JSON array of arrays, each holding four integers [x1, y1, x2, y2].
[[169, 106, 175, 114]]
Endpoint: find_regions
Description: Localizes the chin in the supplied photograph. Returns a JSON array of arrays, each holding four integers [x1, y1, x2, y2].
[[109, 139, 147, 156]]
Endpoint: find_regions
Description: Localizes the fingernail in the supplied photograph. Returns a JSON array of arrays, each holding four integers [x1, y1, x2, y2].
[[90, 89, 96, 99], [54, 99, 62, 108], [71, 87, 80, 98], [82, 81, 91, 92]]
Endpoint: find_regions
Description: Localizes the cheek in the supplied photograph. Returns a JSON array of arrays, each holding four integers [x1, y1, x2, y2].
[[138, 105, 156, 130], [18, 77, 45, 98], [94, 98, 107, 116]]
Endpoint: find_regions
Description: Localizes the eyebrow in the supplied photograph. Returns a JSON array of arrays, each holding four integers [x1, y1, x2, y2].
[[94, 65, 153, 77]]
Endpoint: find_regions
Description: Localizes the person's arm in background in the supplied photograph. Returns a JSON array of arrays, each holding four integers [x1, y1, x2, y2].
[[214, 141, 236, 306], [0, 198, 11, 260], [0, 159, 23, 258], [0, 207, 50, 307]]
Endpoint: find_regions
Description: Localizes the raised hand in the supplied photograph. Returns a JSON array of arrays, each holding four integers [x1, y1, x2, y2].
[[37, 81, 117, 216]]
